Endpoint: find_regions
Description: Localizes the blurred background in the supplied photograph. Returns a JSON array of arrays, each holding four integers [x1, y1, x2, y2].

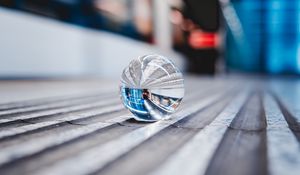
[[0, 0, 299, 78]]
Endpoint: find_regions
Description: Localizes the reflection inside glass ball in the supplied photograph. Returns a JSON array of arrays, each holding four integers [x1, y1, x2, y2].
[[120, 54, 184, 122]]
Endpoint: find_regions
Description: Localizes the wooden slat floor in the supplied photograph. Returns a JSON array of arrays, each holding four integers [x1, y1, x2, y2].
[[0, 77, 299, 175]]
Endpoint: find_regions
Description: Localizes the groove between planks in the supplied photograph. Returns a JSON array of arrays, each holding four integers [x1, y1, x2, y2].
[[205, 92, 268, 175], [29, 87, 234, 175], [0, 84, 233, 170], [3, 79, 298, 175], [97, 89, 238, 175]]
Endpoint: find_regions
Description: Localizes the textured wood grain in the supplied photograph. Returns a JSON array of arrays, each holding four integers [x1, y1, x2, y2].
[[97, 88, 237, 175], [0, 92, 116, 116], [264, 93, 300, 175], [205, 92, 268, 175], [150, 90, 250, 175], [31, 89, 229, 175], [0, 78, 299, 175]]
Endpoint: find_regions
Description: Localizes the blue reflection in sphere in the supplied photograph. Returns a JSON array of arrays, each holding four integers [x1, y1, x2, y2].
[[120, 54, 184, 122]]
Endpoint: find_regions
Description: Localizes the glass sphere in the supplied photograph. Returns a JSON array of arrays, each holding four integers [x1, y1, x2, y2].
[[120, 54, 184, 122]]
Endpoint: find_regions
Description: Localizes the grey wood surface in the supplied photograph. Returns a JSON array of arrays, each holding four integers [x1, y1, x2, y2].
[[0, 77, 299, 175]]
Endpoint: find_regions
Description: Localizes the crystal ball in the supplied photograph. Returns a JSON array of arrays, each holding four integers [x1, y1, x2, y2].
[[120, 54, 184, 122]]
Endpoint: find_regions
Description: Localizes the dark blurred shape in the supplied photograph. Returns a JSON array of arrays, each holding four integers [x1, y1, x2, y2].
[[184, 0, 220, 32], [1, 0, 85, 23], [174, 0, 221, 75]]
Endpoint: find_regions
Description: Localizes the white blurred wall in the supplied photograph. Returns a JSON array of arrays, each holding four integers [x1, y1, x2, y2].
[[0, 7, 185, 78]]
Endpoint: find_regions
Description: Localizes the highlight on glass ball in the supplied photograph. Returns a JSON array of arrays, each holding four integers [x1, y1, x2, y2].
[[120, 54, 184, 122]]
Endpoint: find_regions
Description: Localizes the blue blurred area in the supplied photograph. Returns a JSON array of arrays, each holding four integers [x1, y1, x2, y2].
[[226, 0, 262, 72], [226, 0, 300, 74], [265, 0, 300, 74], [121, 87, 149, 118]]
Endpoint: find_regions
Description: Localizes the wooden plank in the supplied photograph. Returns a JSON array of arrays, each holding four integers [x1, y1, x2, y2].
[[30, 89, 231, 175], [271, 93, 300, 147], [0, 92, 115, 116], [0, 80, 117, 110], [0, 85, 221, 166], [0, 112, 140, 175], [270, 81, 300, 129], [0, 98, 120, 125], [0, 82, 229, 175], [0, 82, 224, 136], [0, 104, 124, 139], [0, 114, 131, 166], [205, 92, 268, 175], [97, 88, 238, 175], [0, 78, 298, 175], [0, 92, 101, 111], [264, 93, 300, 175], [149, 89, 249, 175]]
